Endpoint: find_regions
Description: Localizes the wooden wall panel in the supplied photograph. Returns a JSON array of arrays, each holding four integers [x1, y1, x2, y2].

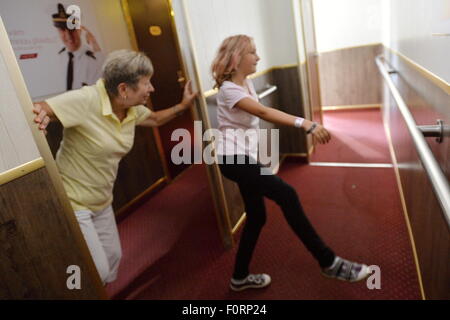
[[0, 167, 104, 299], [320, 44, 383, 106], [384, 48, 450, 300], [251, 71, 279, 165], [273, 66, 308, 154], [113, 126, 166, 213]]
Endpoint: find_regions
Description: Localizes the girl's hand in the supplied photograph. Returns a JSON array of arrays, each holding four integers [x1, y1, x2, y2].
[[310, 123, 331, 144], [303, 120, 331, 144]]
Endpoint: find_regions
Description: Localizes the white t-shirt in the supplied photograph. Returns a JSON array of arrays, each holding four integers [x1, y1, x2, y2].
[[216, 79, 260, 160]]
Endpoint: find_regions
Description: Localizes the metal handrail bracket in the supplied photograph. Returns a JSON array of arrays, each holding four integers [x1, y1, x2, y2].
[[257, 85, 277, 100], [376, 55, 450, 228]]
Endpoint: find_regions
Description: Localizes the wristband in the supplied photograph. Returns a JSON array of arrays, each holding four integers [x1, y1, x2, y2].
[[306, 122, 318, 134], [294, 117, 304, 128]]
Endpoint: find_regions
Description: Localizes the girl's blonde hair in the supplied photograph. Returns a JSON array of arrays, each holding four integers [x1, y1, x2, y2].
[[211, 35, 255, 88]]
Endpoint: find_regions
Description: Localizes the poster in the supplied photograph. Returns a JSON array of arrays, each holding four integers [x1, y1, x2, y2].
[[0, 0, 105, 99]]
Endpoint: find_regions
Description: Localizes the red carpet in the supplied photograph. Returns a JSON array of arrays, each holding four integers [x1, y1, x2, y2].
[[105, 164, 215, 299], [311, 109, 392, 163], [107, 109, 422, 300]]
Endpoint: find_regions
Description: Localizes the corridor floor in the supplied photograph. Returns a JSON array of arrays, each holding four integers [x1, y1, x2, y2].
[[106, 108, 422, 300]]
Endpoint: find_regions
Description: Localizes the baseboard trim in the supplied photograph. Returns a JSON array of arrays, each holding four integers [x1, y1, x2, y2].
[[322, 104, 381, 111]]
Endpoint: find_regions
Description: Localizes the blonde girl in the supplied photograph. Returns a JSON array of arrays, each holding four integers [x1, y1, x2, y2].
[[211, 35, 370, 291]]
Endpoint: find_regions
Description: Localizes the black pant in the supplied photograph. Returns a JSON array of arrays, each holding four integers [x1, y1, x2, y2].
[[218, 155, 335, 279]]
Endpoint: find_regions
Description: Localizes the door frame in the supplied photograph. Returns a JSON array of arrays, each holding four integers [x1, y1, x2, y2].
[[121, 0, 237, 248], [171, 0, 238, 249], [120, 0, 173, 184], [301, 0, 324, 126], [292, 0, 325, 161]]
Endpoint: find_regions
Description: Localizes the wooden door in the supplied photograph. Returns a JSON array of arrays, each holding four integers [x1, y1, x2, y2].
[[123, 0, 195, 180], [300, 0, 323, 126], [169, 0, 239, 249]]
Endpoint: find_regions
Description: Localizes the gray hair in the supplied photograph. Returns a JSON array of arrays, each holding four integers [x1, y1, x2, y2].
[[102, 49, 154, 96]]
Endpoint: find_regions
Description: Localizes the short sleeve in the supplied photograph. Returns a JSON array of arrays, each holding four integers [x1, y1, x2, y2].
[[221, 83, 251, 109], [135, 105, 152, 125], [246, 79, 258, 100], [45, 87, 91, 128]]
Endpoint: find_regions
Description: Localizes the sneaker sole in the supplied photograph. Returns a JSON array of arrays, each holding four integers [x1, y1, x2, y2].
[[229, 280, 271, 292]]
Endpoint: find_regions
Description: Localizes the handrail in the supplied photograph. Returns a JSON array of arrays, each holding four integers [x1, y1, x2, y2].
[[257, 85, 277, 100], [376, 55, 450, 228]]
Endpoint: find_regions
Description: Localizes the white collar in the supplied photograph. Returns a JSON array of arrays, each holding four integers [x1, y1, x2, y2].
[[67, 44, 90, 59]]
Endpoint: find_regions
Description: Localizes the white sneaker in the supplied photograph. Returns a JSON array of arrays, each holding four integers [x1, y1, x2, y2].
[[321, 256, 370, 282], [230, 273, 271, 291]]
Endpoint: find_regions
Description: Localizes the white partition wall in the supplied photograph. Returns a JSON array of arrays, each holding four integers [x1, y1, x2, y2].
[[313, 0, 382, 53], [0, 51, 40, 173], [385, 0, 450, 83], [183, 0, 298, 92]]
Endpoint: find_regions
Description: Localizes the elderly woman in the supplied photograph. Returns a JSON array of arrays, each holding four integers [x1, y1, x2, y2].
[[33, 49, 196, 284]]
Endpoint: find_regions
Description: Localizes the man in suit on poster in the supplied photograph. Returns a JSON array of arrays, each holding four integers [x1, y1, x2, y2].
[[52, 3, 104, 91]]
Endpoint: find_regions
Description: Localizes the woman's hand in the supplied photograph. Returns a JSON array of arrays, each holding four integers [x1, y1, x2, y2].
[[304, 120, 331, 144], [180, 80, 197, 111], [32, 103, 50, 134], [140, 81, 198, 127]]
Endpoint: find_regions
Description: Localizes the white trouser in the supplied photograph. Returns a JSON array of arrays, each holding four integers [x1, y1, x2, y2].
[[75, 205, 122, 284]]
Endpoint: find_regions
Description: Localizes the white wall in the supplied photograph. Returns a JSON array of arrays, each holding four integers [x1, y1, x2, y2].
[[183, 0, 298, 91], [313, 0, 449, 83], [91, 0, 133, 54], [181, 0, 450, 94], [0, 25, 40, 173], [313, 0, 382, 52], [385, 0, 450, 83], [264, 0, 298, 67]]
